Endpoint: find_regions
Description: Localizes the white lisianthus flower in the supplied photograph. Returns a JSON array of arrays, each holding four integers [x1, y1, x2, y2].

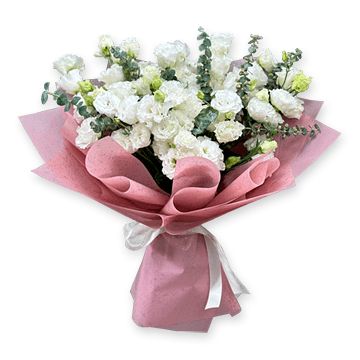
[[151, 116, 180, 142], [160, 81, 188, 106], [270, 89, 304, 119], [95, 35, 114, 57], [198, 136, 225, 171], [141, 64, 161, 85], [99, 64, 125, 87], [116, 95, 139, 125], [257, 48, 278, 72], [93, 90, 121, 117], [161, 148, 178, 179], [111, 129, 136, 153], [154, 40, 190, 69], [57, 69, 82, 94], [214, 120, 245, 143], [170, 110, 195, 131], [137, 95, 169, 123], [247, 62, 268, 89], [173, 130, 199, 149], [247, 97, 284, 125], [276, 67, 300, 89], [129, 123, 151, 150], [152, 139, 172, 159], [211, 90, 243, 114], [53, 54, 85, 75], [210, 33, 233, 56], [75, 118, 101, 149], [122, 37, 140, 58], [131, 77, 152, 96], [108, 81, 137, 99], [223, 67, 241, 92], [175, 93, 204, 119], [210, 55, 232, 82]]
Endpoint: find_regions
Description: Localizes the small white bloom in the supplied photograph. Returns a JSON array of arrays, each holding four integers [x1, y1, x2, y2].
[[154, 40, 190, 69], [161, 148, 178, 179], [173, 130, 199, 149], [99, 64, 125, 87], [270, 89, 304, 119], [211, 90, 243, 114], [93, 90, 121, 117], [131, 77, 152, 96], [174, 93, 204, 119], [247, 62, 268, 89], [247, 97, 284, 125], [53, 54, 85, 75], [198, 136, 225, 171], [108, 81, 136, 99], [152, 139, 172, 159], [210, 33, 233, 57], [223, 67, 241, 92], [57, 69, 82, 94], [122, 37, 140, 58], [129, 123, 151, 150], [210, 55, 232, 81], [170, 110, 194, 131], [276, 67, 300, 89], [75, 118, 101, 149], [111, 129, 136, 153], [141, 64, 161, 85], [257, 48, 278, 72], [97, 35, 114, 56], [116, 95, 139, 125], [214, 120, 245, 143], [151, 116, 180, 142], [137, 95, 169, 123], [160, 81, 188, 106]]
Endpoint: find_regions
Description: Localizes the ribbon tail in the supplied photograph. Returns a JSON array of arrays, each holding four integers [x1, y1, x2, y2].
[[216, 242, 250, 297]]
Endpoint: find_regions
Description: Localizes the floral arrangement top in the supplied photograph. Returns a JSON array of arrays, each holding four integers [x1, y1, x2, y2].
[[41, 27, 317, 194]]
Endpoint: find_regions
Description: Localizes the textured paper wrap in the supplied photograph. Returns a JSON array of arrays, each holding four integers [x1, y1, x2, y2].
[[20, 65, 340, 331]]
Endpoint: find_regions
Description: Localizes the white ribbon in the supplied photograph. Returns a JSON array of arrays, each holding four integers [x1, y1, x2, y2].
[[123, 221, 249, 309]]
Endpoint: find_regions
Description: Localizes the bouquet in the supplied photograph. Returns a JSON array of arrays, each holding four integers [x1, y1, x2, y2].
[[20, 27, 339, 332]]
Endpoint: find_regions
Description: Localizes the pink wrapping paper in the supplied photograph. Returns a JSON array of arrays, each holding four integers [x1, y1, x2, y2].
[[20, 74, 340, 332]]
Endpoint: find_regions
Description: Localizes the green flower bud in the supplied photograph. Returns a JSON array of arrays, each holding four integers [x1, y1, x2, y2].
[[82, 93, 94, 107], [254, 88, 269, 102], [282, 51, 288, 62], [260, 140, 278, 153], [225, 112, 233, 119], [154, 90, 165, 103], [197, 91, 205, 100], [225, 156, 241, 170], [249, 79, 258, 91], [291, 71, 312, 93], [150, 75, 163, 92], [78, 80, 95, 93]]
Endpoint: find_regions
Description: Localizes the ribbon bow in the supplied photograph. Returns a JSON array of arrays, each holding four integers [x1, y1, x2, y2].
[[123, 222, 249, 309]]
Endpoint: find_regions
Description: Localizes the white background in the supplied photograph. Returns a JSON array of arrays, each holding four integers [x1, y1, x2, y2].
[[1, 1, 359, 359]]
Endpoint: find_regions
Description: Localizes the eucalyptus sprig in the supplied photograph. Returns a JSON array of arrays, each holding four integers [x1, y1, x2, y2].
[[41, 82, 89, 115], [236, 34, 263, 107], [110, 46, 140, 81], [275, 48, 303, 90], [191, 27, 219, 136]]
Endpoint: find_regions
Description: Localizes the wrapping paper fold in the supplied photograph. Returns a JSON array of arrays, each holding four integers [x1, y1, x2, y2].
[[20, 70, 340, 331]]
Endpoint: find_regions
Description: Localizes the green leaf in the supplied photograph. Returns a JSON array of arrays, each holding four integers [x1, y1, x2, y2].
[[64, 102, 71, 112], [205, 48, 212, 58], [310, 130, 315, 138], [201, 86, 212, 93], [202, 38, 211, 47], [71, 96, 81, 105], [78, 106, 87, 116], [41, 91, 48, 104], [44, 82, 50, 91], [199, 43, 206, 51]]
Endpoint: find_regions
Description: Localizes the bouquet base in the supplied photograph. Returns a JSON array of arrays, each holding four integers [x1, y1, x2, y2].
[[130, 232, 242, 332]]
